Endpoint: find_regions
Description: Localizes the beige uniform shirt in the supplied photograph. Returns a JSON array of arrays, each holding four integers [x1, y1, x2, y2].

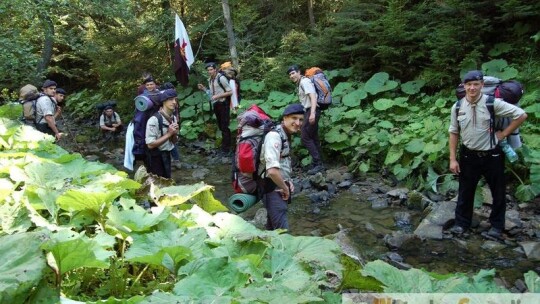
[[209, 74, 231, 104], [298, 77, 316, 109], [449, 94, 525, 151]]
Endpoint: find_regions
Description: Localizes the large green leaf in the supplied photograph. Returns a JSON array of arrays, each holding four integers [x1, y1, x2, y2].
[[400, 80, 425, 95], [365, 72, 398, 95], [525, 270, 540, 292], [481, 59, 518, 80], [324, 126, 349, 143], [125, 228, 208, 273], [241, 79, 265, 92], [332, 82, 355, 96], [156, 182, 227, 213], [373, 98, 394, 111], [342, 89, 367, 107], [106, 204, 170, 233], [180, 105, 196, 118], [41, 230, 114, 276], [384, 146, 403, 165], [0, 198, 32, 234], [174, 257, 248, 298], [405, 139, 425, 153], [57, 187, 125, 214], [0, 232, 47, 304]]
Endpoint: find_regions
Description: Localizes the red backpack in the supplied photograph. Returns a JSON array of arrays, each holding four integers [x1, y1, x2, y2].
[[232, 105, 275, 196]]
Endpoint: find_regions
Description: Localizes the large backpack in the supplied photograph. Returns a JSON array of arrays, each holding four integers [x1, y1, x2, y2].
[[217, 68, 241, 107], [19, 84, 41, 124], [232, 105, 281, 197], [132, 92, 161, 156], [305, 67, 332, 110], [454, 76, 524, 149]]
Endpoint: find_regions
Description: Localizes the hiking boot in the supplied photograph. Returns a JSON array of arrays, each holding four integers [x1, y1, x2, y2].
[[486, 227, 503, 240], [307, 165, 325, 175], [448, 225, 466, 235]]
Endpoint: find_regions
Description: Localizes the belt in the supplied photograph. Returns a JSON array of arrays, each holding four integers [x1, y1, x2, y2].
[[461, 145, 497, 157]]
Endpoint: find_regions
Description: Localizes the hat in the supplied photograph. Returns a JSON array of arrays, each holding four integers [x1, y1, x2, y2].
[[160, 89, 177, 103], [205, 62, 217, 69], [282, 103, 304, 116], [104, 105, 113, 110], [56, 88, 66, 95], [42, 79, 57, 88], [286, 65, 300, 75], [462, 70, 483, 83], [143, 76, 155, 84]]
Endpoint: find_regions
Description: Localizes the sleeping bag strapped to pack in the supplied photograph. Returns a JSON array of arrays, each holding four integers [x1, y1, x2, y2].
[[232, 105, 275, 196], [132, 92, 161, 156]]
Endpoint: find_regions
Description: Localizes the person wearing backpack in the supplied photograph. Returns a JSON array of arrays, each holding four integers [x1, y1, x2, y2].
[[145, 89, 179, 178], [197, 62, 233, 156], [35, 79, 62, 141], [448, 70, 527, 240], [287, 65, 325, 175], [19, 84, 40, 126], [99, 105, 123, 141], [260, 103, 304, 231]]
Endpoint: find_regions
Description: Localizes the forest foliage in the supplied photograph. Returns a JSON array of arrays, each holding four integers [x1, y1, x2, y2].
[[1, 0, 539, 200]]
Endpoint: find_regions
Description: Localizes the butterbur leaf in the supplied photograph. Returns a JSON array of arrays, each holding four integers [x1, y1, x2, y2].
[[0, 232, 47, 303], [41, 229, 114, 275], [156, 182, 217, 207], [0, 199, 32, 234], [525, 270, 540, 292], [125, 228, 208, 274], [373, 98, 394, 111], [106, 205, 170, 233], [384, 146, 403, 165], [57, 188, 125, 214], [405, 139, 425, 153], [190, 189, 229, 213], [401, 80, 425, 95], [342, 89, 367, 107], [365, 72, 398, 95]]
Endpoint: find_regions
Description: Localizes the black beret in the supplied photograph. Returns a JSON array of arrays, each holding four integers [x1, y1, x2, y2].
[[160, 89, 177, 103], [283, 103, 304, 116], [205, 62, 217, 69], [286, 65, 300, 75], [462, 70, 484, 83], [56, 88, 66, 95], [42, 79, 57, 88]]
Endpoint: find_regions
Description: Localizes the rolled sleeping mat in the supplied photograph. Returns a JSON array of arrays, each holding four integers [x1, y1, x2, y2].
[[227, 193, 259, 213], [134, 95, 153, 111]]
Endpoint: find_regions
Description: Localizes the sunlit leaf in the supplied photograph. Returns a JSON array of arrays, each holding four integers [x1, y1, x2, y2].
[[401, 80, 425, 95], [405, 139, 425, 153], [384, 146, 403, 165], [373, 98, 394, 111]]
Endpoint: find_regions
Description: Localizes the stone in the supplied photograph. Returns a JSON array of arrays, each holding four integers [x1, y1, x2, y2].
[[519, 242, 540, 260], [414, 221, 443, 240], [338, 180, 353, 189], [394, 211, 412, 227], [250, 208, 267, 229], [504, 210, 523, 230], [384, 231, 415, 249], [386, 188, 409, 198], [481, 241, 506, 251], [371, 198, 389, 210], [191, 168, 209, 180]]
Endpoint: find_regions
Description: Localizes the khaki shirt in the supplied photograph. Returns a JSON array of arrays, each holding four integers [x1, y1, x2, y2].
[[208, 74, 231, 104], [449, 94, 525, 151], [35, 95, 56, 125], [145, 113, 176, 151], [298, 77, 316, 109], [260, 125, 292, 181]]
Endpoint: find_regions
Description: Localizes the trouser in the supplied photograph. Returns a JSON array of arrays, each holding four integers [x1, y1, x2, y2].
[[36, 123, 56, 136], [455, 145, 506, 230], [263, 190, 289, 231], [171, 144, 180, 161], [102, 124, 124, 136], [213, 101, 231, 153], [147, 150, 172, 178], [301, 107, 323, 165]]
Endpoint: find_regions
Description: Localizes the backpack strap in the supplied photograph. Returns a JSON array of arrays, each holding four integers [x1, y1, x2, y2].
[[486, 95, 496, 149], [153, 112, 165, 138], [455, 99, 462, 133], [217, 73, 228, 92]]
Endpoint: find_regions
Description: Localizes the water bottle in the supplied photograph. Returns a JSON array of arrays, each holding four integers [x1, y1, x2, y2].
[[499, 139, 518, 163]]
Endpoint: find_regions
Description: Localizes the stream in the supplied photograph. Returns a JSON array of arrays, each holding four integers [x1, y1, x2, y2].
[[60, 122, 539, 291]]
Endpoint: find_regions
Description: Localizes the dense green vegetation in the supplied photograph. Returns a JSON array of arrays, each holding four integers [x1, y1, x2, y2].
[[1, 116, 539, 302], [1, 1, 539, 197]]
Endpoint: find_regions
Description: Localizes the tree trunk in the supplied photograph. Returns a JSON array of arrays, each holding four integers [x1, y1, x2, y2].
[[221, 0, 239, 68], [36, 13, 55, 82], [308, 0, 315, 29]]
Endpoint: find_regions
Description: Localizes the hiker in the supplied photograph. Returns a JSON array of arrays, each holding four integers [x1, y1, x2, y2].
[[99, 105, 123, 141], [159, 82, 181, 169], [142, 76, 160, 96], [145, 89, 179, 178], [220, 61, 240, 111], [287, 65, 325, 175], [54, 88, 66, 120], [448, 70, 527, 239], [197, 62, 233, 156], [260, 103, 304, 231], [35, 79, 62, 141]]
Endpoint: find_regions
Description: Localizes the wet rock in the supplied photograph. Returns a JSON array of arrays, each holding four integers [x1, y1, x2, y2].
[[514, 279, 528, 293], [250, 208, 267, 229], [414, 201, 456, 240], [519, 242, 540, 260], [370, 198, 389, 210], [325, 169, 345, 184], [481, 241, 506, 251], [504, 210, 523, 230], [84, 155, 100, 162], [192, 168, 210, 180], [384, 231, 415, 249], [326, 227, 364, 265], [308, 191, 330, 206], [308, 172, 327, 189], [385, 251, 403, 262], [365, 222, 375, 232], [406, 190, 424, 210], [394, 212, 412, 228], [349, 184, 362, 195], [326, 183, 337, 195], [426, 191, 445, 202], [386, 188, 409, 199], [300, 179, 311, 192], [386, 259, 412, 270], [482, 185, 493, 205], [338, 180, 353, 189]]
